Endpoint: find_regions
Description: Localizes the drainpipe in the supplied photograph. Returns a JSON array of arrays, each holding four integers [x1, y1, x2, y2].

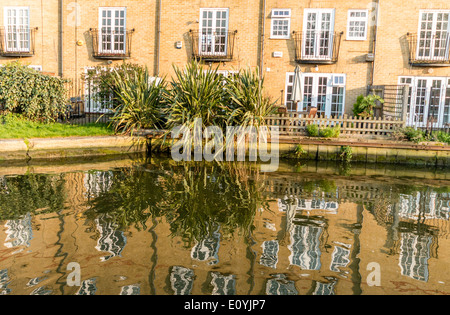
[[59, 0, 64, 77], [370, 0, 380, 86], [260, 0, 266, 80], [155, 0, 161, 77]]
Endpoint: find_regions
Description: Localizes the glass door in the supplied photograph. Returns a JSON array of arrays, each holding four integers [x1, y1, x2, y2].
[[199, 8, 229, 56], [417, 11, 450, 61], [99, 7, 126, 55], [303, 9, 335, 60], [4, 7, 30, 52]]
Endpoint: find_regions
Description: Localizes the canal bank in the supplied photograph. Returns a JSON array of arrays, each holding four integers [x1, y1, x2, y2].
[[1, 135, 450, 166]]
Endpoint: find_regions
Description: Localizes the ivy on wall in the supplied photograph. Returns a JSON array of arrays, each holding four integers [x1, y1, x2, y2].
[[0, 62, 68, 122]]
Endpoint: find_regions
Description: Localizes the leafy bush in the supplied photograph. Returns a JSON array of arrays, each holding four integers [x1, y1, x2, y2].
[[353, 94, 385, 118], [107, 65, 166, 135], [393, 127, 450, 145], [306, 124, 319, 137], [340, 146, 353, 163], [0, 62, 68, 122], [319, 125, 341, 138]]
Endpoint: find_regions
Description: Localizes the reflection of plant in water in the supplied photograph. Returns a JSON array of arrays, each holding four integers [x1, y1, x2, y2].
[[0, 174, 66, 221], [158, 162, 270, 246], [85, 161, 270, 244]]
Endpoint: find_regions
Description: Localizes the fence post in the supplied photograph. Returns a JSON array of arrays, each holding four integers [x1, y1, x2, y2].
[[401, 85, 409, 127]]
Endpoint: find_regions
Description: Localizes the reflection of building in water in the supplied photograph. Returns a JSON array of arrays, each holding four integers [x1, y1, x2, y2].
[[76, 278, 97, 295], [211, 272, 236, 295], [265, 274, 298, 295], [30, 286, 52, 295], [399, 192, 450, 221], [260, 240, 279, 269], [399, 233, 432, 282], [288, 225, 322, 270], [119, 284, 141, 295], [191, 226, 221, 265], [0, 269, 11, 295], [4, 213, 33, 251], [312, 277, 338, 295], [278, 196, 339, 214], [169, 266, 194, 295], [330, 243, 351, 273], [95, 214, 127, 262], [84, 171, 114, 199]]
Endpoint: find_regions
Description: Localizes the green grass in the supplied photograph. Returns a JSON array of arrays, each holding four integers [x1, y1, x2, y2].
[[0, 114, 115, 139]]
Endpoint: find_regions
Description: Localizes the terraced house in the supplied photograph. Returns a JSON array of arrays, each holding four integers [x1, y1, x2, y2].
[[0, 0, 449, 128]]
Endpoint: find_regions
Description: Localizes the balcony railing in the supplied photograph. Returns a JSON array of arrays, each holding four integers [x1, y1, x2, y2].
[[190, 30, 237, 62], [407, 33, 450, 66], [0, 27, 37, 57], [293, 31, 343, 64], [90, 28, 135, 60]]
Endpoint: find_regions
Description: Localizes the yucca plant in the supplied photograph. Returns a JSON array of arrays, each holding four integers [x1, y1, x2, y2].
[[107, 64, 165, 135], [225, 67, 278, 129], [163, 60, 230, 132]]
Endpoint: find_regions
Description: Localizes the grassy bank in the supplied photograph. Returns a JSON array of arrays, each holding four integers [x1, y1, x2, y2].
[[0, 114, 114, 139]]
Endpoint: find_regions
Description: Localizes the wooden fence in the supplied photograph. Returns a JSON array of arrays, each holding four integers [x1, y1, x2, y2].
[[265, 113, 406, 138]]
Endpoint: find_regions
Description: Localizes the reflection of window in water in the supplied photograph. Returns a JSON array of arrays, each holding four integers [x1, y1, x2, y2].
[[266, 274, 298, 295], [120, 284, 140, 295], [211, 272, 236, 295], [84, 171, 114, 199], [170, 266, 194, 295], [277, 196, 338, 213], [399, 192, 450, 221], [76, 278, 97, 295], [288, 225, 322, 270], [330, 245, 351, 272], [191, 227, 221, 265], [4, 213, 33, 251], [95, 214, 127, 262], [260, 240, 279, 269], [0, 269, 11, 295], [30, 286, 52, 295], [312, 278, 337, 295], [399, 233, 432, 282]]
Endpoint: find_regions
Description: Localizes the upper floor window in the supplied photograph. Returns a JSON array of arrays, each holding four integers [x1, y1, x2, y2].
[[99, 7, 127, 55], [199, 8, 229, 56], [270, 9, 291, 39], [417, 10, 450, 60], [347, 10, 368, 40], [3, 7, 30, 52]]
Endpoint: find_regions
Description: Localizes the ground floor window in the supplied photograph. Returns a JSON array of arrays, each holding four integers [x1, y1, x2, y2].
[[285, 72, 346, 117], [399, 76, 450, 128]]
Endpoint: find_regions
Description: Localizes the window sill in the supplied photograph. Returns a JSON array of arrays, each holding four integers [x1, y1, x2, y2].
[[269, 36, 290, 40]]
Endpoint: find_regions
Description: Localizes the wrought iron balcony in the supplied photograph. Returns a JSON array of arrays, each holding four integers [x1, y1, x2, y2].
[[293, 31, 343, 64], [190, 30, 238, 62], [90, 28, 135, 60], [0, 27, 37, 57], [407, 33, 450, 67]]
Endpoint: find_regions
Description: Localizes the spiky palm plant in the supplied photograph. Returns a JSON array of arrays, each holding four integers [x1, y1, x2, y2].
[[108, 65, 165, 135]]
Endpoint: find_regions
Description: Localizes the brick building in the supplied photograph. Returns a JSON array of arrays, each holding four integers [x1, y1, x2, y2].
[[0, 0, 449, 127]]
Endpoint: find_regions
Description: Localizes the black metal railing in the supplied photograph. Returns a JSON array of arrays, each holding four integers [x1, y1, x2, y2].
[[0, 27, 37, 57], [90, 28, 135, 60], [407, 33, 450, 66], [190, 30, 237, 62], [293, 31, 343, 64]]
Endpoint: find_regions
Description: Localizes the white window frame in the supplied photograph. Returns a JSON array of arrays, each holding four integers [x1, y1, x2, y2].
[[3, 6, 30, 52], [270, 9, 291, 39], [285, 72, 346, 117], [416, 10, 450, 61], [302, 8, 336, 60], [199, 8, 230, 57], [346, 9, 369, 40], [98, 7, 127, 55], [398, 76, 450, 128]]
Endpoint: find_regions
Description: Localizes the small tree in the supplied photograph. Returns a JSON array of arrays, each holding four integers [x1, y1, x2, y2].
[[0, 62, 68, 122], [352, 94, 385, 118]]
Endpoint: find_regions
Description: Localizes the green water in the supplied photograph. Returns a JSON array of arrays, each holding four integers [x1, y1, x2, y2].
[[0, 156, 449, 295]]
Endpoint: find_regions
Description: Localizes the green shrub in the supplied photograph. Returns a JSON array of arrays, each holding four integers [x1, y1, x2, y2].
[[0, 62, 68, 122], [319, 125, 341, 138], [353, 94, 385, 118], [340, 146, 353, 163], [306, 124, 319, 137]]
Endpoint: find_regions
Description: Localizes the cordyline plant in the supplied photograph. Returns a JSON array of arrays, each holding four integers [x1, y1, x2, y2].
[[107, 64, 166, 135], [0, 62, 68, 122]]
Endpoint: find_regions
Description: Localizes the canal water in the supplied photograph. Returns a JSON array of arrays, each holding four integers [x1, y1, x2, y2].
[[0, 156, 449, 295]]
